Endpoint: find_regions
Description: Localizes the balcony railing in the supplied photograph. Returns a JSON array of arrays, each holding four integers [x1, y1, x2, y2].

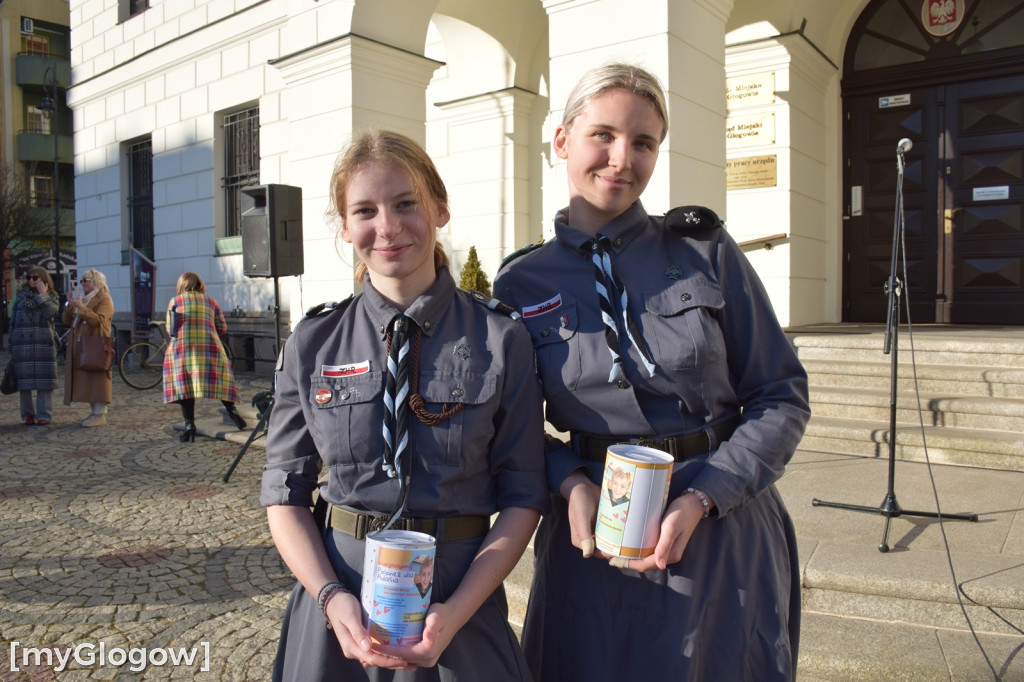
[[15, 53, 71, 90]]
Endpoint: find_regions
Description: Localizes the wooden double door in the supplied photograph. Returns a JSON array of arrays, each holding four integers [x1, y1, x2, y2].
[[843, 74, 1024, 324]]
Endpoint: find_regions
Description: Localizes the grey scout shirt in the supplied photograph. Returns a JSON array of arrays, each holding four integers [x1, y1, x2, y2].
[[261, 267, 548, 519], [493, 201, 810, 519]]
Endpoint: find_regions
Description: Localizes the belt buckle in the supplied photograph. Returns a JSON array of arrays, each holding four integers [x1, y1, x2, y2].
[[368, 514, 391, 533], [637, 437, 666, 453]]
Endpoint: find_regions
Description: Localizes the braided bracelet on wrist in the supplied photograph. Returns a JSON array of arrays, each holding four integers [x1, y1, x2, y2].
[[688, 485, 712, 518], [317, 581, 349, 630]]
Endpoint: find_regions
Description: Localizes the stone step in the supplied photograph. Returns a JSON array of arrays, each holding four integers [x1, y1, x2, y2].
[[800, 358, 1024, 399], [798, 612, 1023, 681], [801, 415, 1024, 471], [792, 332, 1024, 368], [808, 385, 1024, 432]]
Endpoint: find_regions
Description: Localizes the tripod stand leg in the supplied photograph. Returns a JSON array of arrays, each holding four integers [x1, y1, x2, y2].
[[223, 399, 273, 483]]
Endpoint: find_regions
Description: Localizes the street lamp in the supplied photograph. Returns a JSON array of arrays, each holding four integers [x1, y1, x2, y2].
[[38, 65, 61, 291]]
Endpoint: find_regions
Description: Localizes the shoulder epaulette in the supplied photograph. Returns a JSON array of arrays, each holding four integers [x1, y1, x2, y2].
[[500, 241, 544, 269], [300, 295, 353, 322], [469, 290, 522, 321], [664, 205, 725, 233]]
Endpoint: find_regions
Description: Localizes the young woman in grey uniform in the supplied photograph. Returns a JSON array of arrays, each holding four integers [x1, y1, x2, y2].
[[261, 129, 547, 681], [493, 64, 811, 681]]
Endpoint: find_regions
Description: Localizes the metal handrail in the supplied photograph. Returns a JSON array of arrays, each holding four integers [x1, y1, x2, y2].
[[738, 232, 788, 251]]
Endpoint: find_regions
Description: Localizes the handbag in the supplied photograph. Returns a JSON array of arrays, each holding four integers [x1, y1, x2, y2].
[[79, 336, 116, 371], [1, 358, 16, 395]]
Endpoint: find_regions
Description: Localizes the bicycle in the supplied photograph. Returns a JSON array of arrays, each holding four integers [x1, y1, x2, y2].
[[55, 326, 71, 366], [119, 321, 233, 390]]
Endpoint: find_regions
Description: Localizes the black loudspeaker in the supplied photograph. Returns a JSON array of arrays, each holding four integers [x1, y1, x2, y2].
[[241, 184, 304, 278]]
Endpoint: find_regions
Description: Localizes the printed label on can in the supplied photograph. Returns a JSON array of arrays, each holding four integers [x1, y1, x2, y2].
[[360, 529, 436, 646], [594, 444, 674, 558]]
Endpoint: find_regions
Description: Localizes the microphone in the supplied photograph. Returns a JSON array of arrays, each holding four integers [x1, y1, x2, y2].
[[897, 138, 913, 154]]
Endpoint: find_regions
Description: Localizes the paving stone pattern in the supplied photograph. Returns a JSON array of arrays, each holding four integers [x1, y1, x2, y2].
[[0, 359, 287, 680]]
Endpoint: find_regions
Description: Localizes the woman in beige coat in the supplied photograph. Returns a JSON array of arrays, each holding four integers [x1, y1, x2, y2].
[[63, 268, 114, 426]]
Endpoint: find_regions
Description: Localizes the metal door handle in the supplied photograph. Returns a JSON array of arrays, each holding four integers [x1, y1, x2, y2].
[[943, 207, 963, 234]]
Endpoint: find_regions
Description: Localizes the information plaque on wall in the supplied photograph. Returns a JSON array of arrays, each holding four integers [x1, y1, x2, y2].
[[726, 155, 777, 190]]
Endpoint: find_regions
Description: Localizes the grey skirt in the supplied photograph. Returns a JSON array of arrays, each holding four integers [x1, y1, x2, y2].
[[521, 457, 800, 682], [272, 526, 533, 682]]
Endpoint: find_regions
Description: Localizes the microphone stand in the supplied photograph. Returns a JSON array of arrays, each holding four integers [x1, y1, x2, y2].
[[812, 141, 978, 552]]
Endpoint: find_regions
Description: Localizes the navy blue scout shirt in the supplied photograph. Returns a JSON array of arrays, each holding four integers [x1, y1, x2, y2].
[[261, 267, 548, 518], [493, 201, 810, 518]]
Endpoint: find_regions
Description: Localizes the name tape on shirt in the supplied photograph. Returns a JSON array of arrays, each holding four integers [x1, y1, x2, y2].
[[522, 294, 562, 318], [321, 361, 370, 378]]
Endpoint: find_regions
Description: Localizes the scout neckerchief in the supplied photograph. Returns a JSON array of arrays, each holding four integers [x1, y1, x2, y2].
[[379, 314, 465, 530], [588, 236, 656, 382], [381, 314, 413, 528]]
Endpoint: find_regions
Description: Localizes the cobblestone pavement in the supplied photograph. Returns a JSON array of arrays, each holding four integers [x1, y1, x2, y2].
[[0, 355, 286, 681]]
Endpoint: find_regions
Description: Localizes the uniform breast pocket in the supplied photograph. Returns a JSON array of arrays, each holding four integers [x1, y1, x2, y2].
[[416, 372, 498, 468], [522, 304, 582, 393], [307, 372, 384, 466], [643, 278, 726, 371]]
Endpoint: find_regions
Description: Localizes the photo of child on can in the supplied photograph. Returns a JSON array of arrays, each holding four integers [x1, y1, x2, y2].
[[360, 529, 436, 646], [594, 444, 674, 558]]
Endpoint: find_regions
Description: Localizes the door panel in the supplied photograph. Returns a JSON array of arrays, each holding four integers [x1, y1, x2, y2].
[[943, 77, 1024, 323], [843, 77, 1024, 324], [843, 89, 939, 322]]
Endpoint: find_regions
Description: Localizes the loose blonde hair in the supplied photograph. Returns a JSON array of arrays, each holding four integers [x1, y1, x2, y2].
[[327, 129, 450, 282], [80, 268, 109, 295], [562, 63, 668, 142]]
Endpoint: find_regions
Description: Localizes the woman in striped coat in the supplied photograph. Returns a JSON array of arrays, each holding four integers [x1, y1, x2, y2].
[[161, 271, 246, 442]]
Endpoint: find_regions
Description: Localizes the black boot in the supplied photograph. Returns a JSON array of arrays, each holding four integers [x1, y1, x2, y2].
[[225, 402, 247, 430], [180, 420, 196, 442]]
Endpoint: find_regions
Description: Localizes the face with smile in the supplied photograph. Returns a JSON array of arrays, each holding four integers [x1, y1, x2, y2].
[[554, 88, 665, 236], [341, 162, 450, 305]]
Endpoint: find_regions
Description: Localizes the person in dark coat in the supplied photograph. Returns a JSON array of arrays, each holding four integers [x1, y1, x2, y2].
[[10, 265, 61, 425], [261, 129, 547, 681], [161, 271, 245, 442], [494, 63, 811, 682], [63, 268, 114, 426]]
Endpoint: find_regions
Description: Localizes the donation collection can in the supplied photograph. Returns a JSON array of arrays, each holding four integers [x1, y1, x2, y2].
[[360, 529, 436, 646], [594, 444, 674, 558]]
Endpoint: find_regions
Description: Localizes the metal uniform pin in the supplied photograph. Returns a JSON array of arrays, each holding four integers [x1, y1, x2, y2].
[[315, 388, 333, 404]]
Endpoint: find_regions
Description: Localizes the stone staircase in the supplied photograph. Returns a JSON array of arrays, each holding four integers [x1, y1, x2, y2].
[[792, 326, 1024, 473], [788, 325, 1024, 680]]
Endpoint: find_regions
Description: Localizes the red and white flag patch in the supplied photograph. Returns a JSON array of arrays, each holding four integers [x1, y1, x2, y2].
[[522, 294, 562, 318], [321, 361, 370, 378]]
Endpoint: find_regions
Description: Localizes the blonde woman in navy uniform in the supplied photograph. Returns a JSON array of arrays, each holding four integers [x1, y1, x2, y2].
[[261, 129, 547, 681], [494, 64, 811, 681]]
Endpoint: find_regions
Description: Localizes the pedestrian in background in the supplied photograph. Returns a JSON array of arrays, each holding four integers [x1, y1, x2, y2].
[[9, 265, 61, 425], [63, 268, 114, 427], [161, 271, 245, 442], [494, 63, 811, 681], [262, 129, 547, 680]]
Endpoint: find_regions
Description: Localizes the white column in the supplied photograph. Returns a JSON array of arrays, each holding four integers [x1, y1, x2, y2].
[[725, 34, 838, 326], [271, 35, 441, 310], [431, 87, 537, 279]]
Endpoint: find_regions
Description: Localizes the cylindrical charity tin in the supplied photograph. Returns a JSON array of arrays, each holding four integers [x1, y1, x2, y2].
[[360, 529, 436, 646], [594, 444, 674, 558]]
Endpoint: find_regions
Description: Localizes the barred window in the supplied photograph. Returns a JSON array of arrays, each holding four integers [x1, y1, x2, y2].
[[127, 138, 153, 255], [223, 107, 260, 238], [119, 0, 149, 22]]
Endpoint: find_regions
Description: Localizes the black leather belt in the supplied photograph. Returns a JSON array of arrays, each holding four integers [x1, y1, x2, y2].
[[328, 505, 490, 542], [574, 415, 741, 463]]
